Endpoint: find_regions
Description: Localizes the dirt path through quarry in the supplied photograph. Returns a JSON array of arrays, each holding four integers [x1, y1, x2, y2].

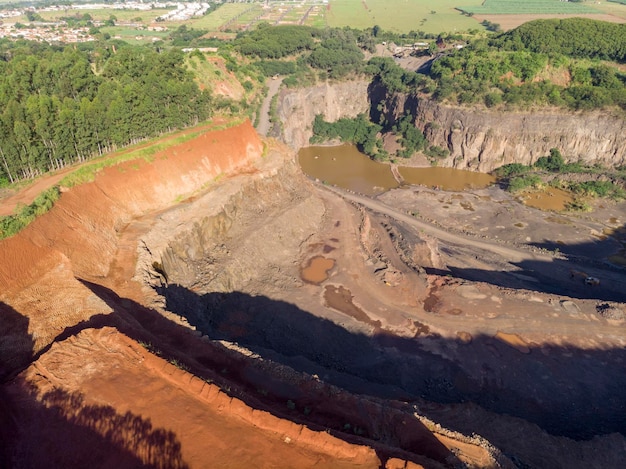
[[2, 121, 626, 468], [257, 77, 283, 137]]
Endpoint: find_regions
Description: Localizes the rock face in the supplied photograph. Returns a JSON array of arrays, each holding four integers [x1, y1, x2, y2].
[[0, 121, 263, 377], [279, 79, 626, 172], [278, 80, 371, 150], [139, 140, 324, 295], [411, 97, 626, 172]]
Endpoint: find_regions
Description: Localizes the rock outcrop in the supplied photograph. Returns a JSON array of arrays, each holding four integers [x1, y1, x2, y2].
[[279, 79, 626, 172], [411, 97, 626, 172], [279, 80, 371, 150]]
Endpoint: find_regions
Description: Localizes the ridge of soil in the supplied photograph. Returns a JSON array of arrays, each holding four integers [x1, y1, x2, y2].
[[1, 117, 625, 468]]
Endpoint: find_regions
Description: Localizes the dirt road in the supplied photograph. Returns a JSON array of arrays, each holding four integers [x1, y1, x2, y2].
[[320, 183, 626, 302], [256, 77, 283, 137]]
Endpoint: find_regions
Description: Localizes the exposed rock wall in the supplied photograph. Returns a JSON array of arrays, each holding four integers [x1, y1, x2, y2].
[[279, 80, 371, 150], [0, 121, 263, 376], [279, 79, 626, 172], [412, 98, 626, 172], [139, 142, 324, 294]]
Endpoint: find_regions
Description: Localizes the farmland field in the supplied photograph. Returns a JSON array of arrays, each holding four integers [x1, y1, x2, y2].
[[187, 3, 259, 30], [36, 8, 171, 23], [458, 0, 601, 15], [189, 1, 325, 31], [473, 13, 626, 31], [100, 26, 169, 45], [326, 0, 481, 33], [594, 0, 626, 20]]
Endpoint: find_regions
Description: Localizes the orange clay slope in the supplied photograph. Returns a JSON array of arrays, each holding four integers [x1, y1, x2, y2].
[[0, 120, 430, 469]]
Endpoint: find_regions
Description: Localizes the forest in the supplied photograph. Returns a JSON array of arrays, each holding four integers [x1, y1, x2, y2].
[[2, 17, 626, 186], [428, 18, 626, 109], [0, 41, 211, 185], [235, 24, 364, 79]]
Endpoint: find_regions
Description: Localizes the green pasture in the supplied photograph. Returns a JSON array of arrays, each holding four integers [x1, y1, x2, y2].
[[326, 0, 483, 33], [594, 0, 626, 19], [100, 26, 169, 45], [187, 3, 261, 30], [36, 8, 171, 23], [459, 0, 600, 15]]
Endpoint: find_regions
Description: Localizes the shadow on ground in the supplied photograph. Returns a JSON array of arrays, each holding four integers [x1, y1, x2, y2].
[[0, 301, 188, 469], [155, 284, 626, 441], [0, 281, 460, 469]]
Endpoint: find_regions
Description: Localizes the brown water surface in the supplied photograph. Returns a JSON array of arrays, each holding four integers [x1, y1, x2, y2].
[[521, 187, 574, 211], [301, 256, 335, 284], [299, 144, 496, 194], [298, 145, 399, 195], [399, 166, 495, 191], [324, 284, 381, 329]]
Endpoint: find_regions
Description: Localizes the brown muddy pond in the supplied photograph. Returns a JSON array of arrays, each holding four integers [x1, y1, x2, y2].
[[299, 144, 495, 194], [520, 187, 574, 211], [298, 144, 398, 195], [301, 256, 335, 284], [399, 166, 495, 191], [324, 284, 381, 329]]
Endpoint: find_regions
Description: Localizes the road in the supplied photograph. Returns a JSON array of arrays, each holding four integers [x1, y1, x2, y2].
[[322, 183, 550, 264], [256, 77, 283, 137], [320, 183, 626, 302]]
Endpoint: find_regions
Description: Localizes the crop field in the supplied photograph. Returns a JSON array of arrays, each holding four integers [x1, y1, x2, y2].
[[190, 1, 326, 32], [36, 8, 170, 23], [188, 3, 259, 30], [326, 0, 482, 33], [594, 0, 626, 20], [100, 26, 169, 45], [458, 0, 601, 15]]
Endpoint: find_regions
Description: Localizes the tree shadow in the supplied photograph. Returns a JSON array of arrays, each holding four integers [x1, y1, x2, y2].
[[155, 283, 626, 442], [0, 299, 188, 468], [2, 378, 188, 469], [1, 281, 462, 469], [0, 301, 34, 382]]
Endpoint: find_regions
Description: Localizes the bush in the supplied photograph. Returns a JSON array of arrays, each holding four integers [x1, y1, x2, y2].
[[534, 148, 564, 172], [568, 180, 626, 199], [507, 174, 542, 192], [310, 114, 382, 158], [0, 186, 60, 239], [424, 145, 449, 159], [494, 163, 530, 178]]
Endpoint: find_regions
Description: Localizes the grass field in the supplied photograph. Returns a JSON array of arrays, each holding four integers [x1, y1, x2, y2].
[[594, 0, 626, 19], [326, 0, 484, 33], [188, 3, 261, 30], [459, 0, 601, 15], [36, 8, 171, 23], [100, 26, 169, 45]]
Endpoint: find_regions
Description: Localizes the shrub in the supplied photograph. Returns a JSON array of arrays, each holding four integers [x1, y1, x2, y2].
[[507, 174, 542, 192], [494, 163, 530, 178], [0, 186, 60, 239]]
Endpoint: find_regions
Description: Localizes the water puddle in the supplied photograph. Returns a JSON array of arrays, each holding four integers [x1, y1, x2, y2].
[[299, 144, 579, 213], [399, 166, 495, 191], [301, 256, 335, 284], [520, 187, 573, 211], [495, 331, 531, 354], [324, 284, 381, 329], [299, 144, 497, 194], [298, 145, 398, 195]]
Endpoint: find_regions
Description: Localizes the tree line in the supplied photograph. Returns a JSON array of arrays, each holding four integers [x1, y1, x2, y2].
[[428, 18, 626, 110], [235, 24, 364, 80], [0, 41, 211, 185]]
